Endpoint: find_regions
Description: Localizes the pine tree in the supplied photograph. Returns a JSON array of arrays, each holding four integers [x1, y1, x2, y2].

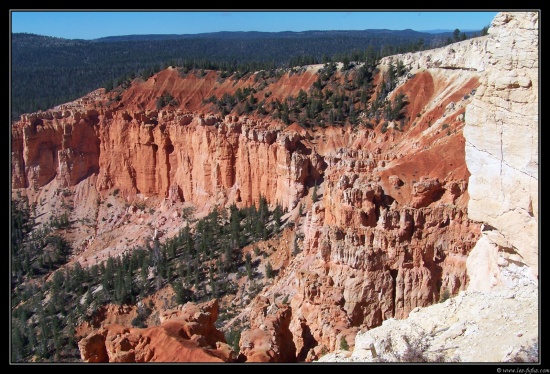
[[225, 329, 241, 354], [209, 265, 216, 296], [265, 261, 274, 279], [245, 252, 253, 280], [340, 336, 350, 351], [174, 282, 192, 305], [453, 28, 461, 42], [273, 204, 282, 232], [194, 260, 200, 286], [481, 25, 489, 36], [11, 324, 26, 362], [254, 215, 267, 241]]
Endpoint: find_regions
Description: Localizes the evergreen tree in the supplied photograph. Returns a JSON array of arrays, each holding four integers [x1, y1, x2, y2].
[[340, 336, 350, 350], [209, 265, 216, 296], [272, 204, 282, 232], [173, 282, 192, 305], [73, 262, 84, 295], [265, 261, 274, 279], [185, 261, 192, 285], [245, 252, 253, 280], [254, 215, 267, 241], [225, 329, 241, 354], [349, 104, 357, 125], [11, 324, 26, 362], [453, 29, 461, 42]]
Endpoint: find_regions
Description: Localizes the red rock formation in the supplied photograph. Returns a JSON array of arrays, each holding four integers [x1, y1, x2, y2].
[[12, 60, 483, 363], [234, 66, 481, 360], [78, 299, 233, 362], [11, 109, 100, 190], [239, 296, 297, 362], [411, 177, 443, 208], [12, 107, 323, 213]]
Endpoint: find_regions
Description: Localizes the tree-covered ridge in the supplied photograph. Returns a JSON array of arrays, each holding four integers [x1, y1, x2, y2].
[[11, 191, 288, 362], [93, 28, 460, 42], [195, 56, 408, 130], [11, 28, 485, 121]]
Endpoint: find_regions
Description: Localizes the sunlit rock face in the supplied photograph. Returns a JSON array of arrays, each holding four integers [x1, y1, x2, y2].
[[13, 11, 539, 363], [463, 11, 538, 287]]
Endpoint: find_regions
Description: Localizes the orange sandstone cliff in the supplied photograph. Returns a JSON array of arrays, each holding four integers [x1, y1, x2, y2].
[[10, 11, 538, 363], [10, 62, 480, 362]]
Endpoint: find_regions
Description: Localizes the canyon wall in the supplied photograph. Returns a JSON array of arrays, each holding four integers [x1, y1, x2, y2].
[[318, 11, 539, 364], [463, 12, 539, 287], [12, 110, 320, 213], [11, 11, 538, 363], [382, 11, 539, 289], [10, 57, 482, 362]]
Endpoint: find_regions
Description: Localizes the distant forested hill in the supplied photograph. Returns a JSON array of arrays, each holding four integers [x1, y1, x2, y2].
[[10, 29, 481, 121]]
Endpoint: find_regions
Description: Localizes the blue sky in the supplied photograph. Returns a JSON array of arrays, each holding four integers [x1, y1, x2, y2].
[[10, 10, 502, 40]]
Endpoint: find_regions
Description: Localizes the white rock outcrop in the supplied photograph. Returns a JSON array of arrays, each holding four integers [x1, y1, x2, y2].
[[380, 35, 488, 73], [464, 11, 539, 285], [319, 280, 538, 362]]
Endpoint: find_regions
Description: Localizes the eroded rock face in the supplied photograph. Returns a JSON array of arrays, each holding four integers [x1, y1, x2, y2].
[[317, 11, 539, 364], [239, 296, 297, 362], [78, 299, 232, 363], [464, 11, 539, 285], [239, 12, 538, 362], [34, 60, 480, 362], [237, 65, 482, 359], [13, 11, 538, 363], [12, 110, 322, 213], [78, 330, 109, 363], [11, 110, 100, 190], [319, 279, 538, 363], [411, 177, 443, 208]]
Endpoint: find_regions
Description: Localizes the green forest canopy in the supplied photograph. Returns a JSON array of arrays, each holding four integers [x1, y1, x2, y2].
[[10, 28, 486, 121]]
